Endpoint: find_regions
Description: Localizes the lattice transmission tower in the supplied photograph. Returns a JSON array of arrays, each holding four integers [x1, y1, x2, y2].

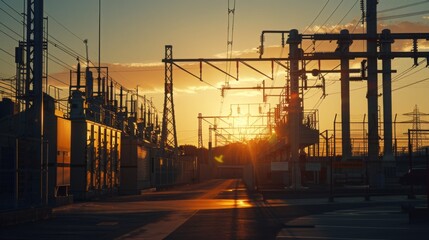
[[160, 45, 178, 155]]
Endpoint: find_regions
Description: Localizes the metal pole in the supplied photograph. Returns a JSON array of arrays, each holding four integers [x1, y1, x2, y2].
[[287, 29, 302, 189], [323, 130, 333, 202], [333, 114, 337, 158], [98, 0, 101, 94], [15, 138, 19, 207], [339, 29, 352, 161], [426, 147, 429, 208], [408, 129, 415, 199], [366, 0, 380, 186], [381, 29, 394, 161]]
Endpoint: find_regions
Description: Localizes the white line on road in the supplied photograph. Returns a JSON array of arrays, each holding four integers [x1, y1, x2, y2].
[[314, 225, 409, 230], [277, 236, 387, 240], [115, 210, 197, 240]]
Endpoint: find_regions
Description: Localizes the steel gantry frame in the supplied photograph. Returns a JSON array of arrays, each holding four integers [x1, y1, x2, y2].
[[162, 0, 429, 188], [198, 110, 274, 148], [259, 0, 429, 187]]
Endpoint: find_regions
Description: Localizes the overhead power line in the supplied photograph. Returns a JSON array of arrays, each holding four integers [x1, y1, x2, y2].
[[393, 77, 429, 92], [303, 0, 330, 34], [378, 9, 429, 21], [0, 6, 22, 25], [378, 0, 429, 13], [44, 12, 85, 42], [0, 0, 21, 16], [0, 47, 14, 58], [313, 0, 344, 33], [0, 28, 19, 41]]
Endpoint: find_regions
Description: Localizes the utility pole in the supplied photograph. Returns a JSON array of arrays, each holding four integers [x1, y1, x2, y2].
[[380, 29, 394, 161], [287, 29, 303, 189], [366, 0, 380, 187], [339, 29, 352, 161]]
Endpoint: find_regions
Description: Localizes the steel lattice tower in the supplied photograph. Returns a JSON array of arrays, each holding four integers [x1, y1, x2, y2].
[[25, 0, 45, 111], [198, 113, 203, 148], [161, 45, 178, 155]]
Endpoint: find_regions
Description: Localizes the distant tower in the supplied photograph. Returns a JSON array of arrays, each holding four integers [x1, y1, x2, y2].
[[198, 113, 203, 148], [160, 45, 178, 155], [403, 105, 429, 150]]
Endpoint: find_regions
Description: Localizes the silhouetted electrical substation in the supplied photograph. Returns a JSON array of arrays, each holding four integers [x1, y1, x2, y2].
[[1, 0, 429, 225]]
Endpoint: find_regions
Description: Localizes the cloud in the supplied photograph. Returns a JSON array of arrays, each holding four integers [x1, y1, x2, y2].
[[111, 62, 164, 68], [213, 48, 259, 58]]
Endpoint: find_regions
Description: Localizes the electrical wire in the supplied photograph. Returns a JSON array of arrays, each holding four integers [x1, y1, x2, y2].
[[378, 9, 429, 21], [44, 12, 85, 42], [303, 0, 330, 34], [0, 57, 15, 68], [305, 0, 359, 71], [378, 0, 429, 13], [0, 21, 21, 39], [0, 48, 14, 58], [336, 0, 359, 27], [48, 74, 69, 86], [1, 2, 89, 67], [313, 0, 344, 34], [0, 6, 22, 26], [0, 28, 19, 42], [393, 77, 429, 92], [0, 0, 21, 16]]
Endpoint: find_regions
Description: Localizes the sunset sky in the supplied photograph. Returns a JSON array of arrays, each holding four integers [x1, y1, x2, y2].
[[1, 0, 429, 146]]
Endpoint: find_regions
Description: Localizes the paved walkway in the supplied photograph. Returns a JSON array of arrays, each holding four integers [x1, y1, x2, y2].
[[276, 198, 429, 240]]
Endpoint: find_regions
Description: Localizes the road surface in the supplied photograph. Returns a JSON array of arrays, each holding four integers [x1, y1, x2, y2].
[[1, 179, 428, 239]]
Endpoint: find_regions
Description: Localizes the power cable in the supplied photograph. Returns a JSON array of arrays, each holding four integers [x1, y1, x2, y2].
[[393, 77, 429, 92], [0, 21, 21, 38], [48, 52, 74, 70], [1, 2, 89, 67], [0, 28, 19, 42], [0, 0, 21, 16], [44, 12, 85, 42], [378, 10, 429, 21], [48, 74, 69, 86], [336, 0, 359, 27], [0, 57, 15, 68], [303, 0, 330, 34], [313, 0, 344, 34], [378, 0, 429, 13], [0, 47, 14, 58], [0, 6, 22, 26], [305, 1, 359, 71]]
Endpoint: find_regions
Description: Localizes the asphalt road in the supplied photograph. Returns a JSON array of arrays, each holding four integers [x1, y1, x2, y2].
[[1, 179, 428, 239]]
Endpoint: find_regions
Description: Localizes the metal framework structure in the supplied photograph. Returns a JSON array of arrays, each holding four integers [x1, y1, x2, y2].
[[162, 0, 429, 189], [24, 0, 45, 112], [161, 45, 178, 155], [198, 106, 273, 147]]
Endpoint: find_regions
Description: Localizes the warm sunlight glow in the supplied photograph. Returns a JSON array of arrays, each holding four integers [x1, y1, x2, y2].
[[214, 155, 224, 163]]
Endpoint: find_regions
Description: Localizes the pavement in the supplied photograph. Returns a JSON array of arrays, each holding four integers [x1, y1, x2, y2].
[[262, 195, 429, 239], [0, 179, 428, 239], [277, 204, 428, 240]]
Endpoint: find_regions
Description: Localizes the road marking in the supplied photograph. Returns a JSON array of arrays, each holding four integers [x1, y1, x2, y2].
[[115, 210, 197, 240], [277, 236, 386, 240], [297, 217, 402, 221], [315, 225, 409, 230], [199, 179, 235, 199]]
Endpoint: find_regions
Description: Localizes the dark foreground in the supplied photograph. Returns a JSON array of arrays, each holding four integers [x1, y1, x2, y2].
[[1, 179, 428, 239]]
